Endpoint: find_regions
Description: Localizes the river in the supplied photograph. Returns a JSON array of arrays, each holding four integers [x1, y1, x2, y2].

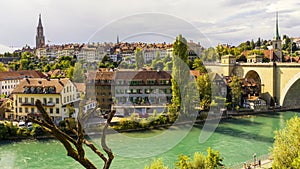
[[0, 111, 299, 169]]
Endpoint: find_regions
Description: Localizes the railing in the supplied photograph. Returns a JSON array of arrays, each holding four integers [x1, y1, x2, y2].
[[230, 153, 271, 169]]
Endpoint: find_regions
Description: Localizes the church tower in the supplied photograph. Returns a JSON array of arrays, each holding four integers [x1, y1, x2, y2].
[[272, 12, 282, 62], [36, 14, 45, 49]]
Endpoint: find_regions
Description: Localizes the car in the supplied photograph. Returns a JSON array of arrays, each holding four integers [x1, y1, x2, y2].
[[18, 121, 26, 128]]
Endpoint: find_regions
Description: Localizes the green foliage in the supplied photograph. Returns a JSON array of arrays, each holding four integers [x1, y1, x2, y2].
[[145, 159, 168, 169], [176, 155, 192, 169], [201, 47, 218, 62], [72, 62, 85, 82], [196, 74, 211, 110], [0, 62, 8, 72], [145, 148, 224, 169], [206, 147, 223, 169], [272, 116, 300, 169], [173, 34, 188, 63], [292, 154, 300, 168], [171, 35, 192, 116], [248, 50, 264, 55], [229, 76, 242, 108], [135, 48, 145, 69], [192, 58, 207, 73]]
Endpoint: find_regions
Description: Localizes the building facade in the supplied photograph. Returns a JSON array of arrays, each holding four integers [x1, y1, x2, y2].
[[12, 78, 80, 123], [0, 70, 47, 97]]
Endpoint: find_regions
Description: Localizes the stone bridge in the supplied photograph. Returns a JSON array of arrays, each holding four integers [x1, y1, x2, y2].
[[205, 59, 300, 109]]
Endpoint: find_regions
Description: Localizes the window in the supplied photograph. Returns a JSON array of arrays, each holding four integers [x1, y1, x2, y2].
[[56, 108, 59, 114], [25, 108, 28, 113], [19, 107, 22, 113], [43, 98, 47, 104], [64, 97, 66, 103], [31, 108, 34, 113], [19, 97, 22, 103], [50, 108, 53, 114], [31, 98, 34, 105], [25, 97, 28, 103], [56, 98, 59, 104], [49, 98, 53, 103]]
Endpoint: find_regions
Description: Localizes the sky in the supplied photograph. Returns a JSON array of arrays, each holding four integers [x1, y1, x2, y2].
[[0, 0, 300, 53]]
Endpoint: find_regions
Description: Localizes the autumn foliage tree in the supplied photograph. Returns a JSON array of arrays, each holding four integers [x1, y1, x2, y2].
[[272, 116, 300, 169]]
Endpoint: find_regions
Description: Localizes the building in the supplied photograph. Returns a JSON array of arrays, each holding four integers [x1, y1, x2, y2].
[[0, 70, 47, 97], [12, 78, 80, 123], [36, 14, 45, 49], [86, 69, 114, 113], [0, 98, 13, 120]]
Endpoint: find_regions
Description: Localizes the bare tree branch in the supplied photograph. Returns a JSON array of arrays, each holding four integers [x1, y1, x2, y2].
[[28, 99, 115, 169]]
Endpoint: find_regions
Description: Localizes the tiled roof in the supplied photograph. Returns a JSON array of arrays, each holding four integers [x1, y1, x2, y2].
[[74, 83, 86, 93], [0, 70, 46, 81], [12, 78, 70, 94]]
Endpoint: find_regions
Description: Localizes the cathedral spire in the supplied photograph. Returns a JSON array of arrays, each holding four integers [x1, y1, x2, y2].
[[36, 14, 45, 49], [275, 11, 280, 40], [38, 14, 42, 27]]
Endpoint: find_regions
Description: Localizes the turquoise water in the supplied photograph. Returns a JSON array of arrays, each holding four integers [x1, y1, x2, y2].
[[0, 111, 299, 169]]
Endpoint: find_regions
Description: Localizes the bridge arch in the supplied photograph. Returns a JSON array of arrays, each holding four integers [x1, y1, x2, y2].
[[244, 70, 262, 86], [281, 72, 300, 108]]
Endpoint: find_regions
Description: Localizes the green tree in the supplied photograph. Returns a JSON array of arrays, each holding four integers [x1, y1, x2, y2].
[[192, 58, 207, 73], [135, 48, 144, 69], [144, 159, 168, 169], [206, 147, 223, 169], [272, 116, 300, 169], [170, 35, 190, 115], [66, 66, 74, 78], [72, 62, 85, 83], [229, 76, 242, 109], [196, 74, 211, 110], [0, 62, 8, 72]]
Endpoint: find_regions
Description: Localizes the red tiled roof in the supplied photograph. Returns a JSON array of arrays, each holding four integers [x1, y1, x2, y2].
[[12, 78, 70, 94], [0, 70, 46, 81]]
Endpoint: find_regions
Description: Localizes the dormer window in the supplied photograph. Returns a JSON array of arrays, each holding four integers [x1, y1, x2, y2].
[[30, 87, 35, 93], [24, 87, 30, 93], [36, 87, 42, 93]]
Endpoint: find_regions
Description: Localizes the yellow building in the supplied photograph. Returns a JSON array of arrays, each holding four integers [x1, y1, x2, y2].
[[12, 78, 80, 123]]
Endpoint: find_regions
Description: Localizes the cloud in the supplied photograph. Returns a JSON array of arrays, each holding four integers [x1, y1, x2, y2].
[[0, 44, 19, 54], [0, 0, 299, 48]]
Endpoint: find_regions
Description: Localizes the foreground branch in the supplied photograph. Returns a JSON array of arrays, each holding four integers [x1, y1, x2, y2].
[[28, 100, 115, 169]]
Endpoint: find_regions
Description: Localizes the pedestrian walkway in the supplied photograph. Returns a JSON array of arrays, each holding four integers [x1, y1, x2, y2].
[[241, 159, 272, 169]]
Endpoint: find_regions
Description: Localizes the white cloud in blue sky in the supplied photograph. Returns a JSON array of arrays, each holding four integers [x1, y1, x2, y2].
[[0, 0, 299, 50]]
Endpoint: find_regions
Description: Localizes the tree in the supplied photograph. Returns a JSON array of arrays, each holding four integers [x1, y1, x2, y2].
[[72, 62, 85, 83], [0, 62, 8, 72], [135, 48, 144, 69], [170, 35, 191, 115], [206, 147, 223, 168], [272, 116, 300, 169], [192, 58, 207, 73], [196, 74, 211, 110], [28, 100, 115, 169], [146, 148, 223, 169], [144, 159, 168, 169], [228, 76, 242, 109]]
